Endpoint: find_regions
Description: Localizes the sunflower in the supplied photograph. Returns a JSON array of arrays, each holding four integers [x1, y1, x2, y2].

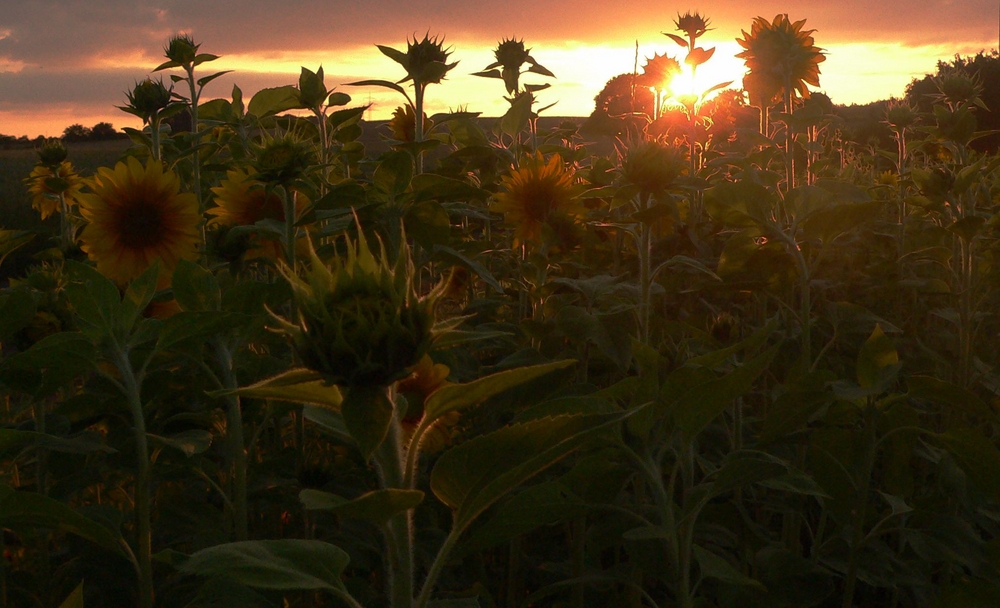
[[78, 157, 200, 287], [492, 152, 583, 249], [208, 167, 309, 261], [387, 105, 432, 143], [637, 53, 682, 92], [736, 14, 825, 104], [25, 161, 84, 220]]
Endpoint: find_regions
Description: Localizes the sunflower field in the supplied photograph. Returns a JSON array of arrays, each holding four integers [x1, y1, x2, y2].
[[3, 11, 1000, 608]]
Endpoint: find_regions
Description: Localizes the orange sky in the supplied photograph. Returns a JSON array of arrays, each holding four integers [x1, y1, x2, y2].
[[0, 1, 996, 137]]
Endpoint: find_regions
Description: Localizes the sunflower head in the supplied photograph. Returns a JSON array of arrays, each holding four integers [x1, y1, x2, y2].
[[270, 230, 436, 389], [736, 14, 825, 102], [638, 53, 682, 92], [884, 98, 919, 131], [251, 134, 316, 185], [208, 167, 309, 261], [164, 34, 199, 66], [619, 139, 688, 196], [932, 70, 984, 110], [494, 38, 530, 71], [121, 78, 173, 124], [388, 105, 432, 143], [675, 12, 711, 40], [37, 139, 68, 168], [24, 161, 84, 220], [404, 33, 457, 85], [77, 157, 200, 287], [492, 152, 584, 250]]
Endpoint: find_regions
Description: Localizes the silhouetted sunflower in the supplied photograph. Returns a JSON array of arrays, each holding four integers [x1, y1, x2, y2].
[[208, 167, 308, 260], [78, 157, 200, 286], [736, 14, 824, 104], [388, 105, 432, 143], [25, 161, 83, 220], [492, 152, 583, 249], [637, 53, 682, 92]]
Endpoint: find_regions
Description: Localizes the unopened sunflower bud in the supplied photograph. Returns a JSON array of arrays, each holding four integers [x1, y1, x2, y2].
[[271, 230, 436, 389], [165, 34, 199, 66]]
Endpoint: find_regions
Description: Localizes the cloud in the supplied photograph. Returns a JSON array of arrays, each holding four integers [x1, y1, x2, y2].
[[0, 0, 996, 135]]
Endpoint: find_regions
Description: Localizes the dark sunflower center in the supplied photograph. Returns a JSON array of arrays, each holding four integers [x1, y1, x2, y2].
[[117, 200, 165, 249]]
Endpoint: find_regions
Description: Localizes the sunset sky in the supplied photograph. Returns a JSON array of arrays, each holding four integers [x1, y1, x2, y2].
[[0, 0, 996, 138]]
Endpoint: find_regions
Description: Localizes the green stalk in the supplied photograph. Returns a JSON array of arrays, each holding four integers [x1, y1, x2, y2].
[[214, 340, 248, 541], [783, 85, 794, 195], [114, 347, 153, 608], [282, 188, 297, 271], [638, 192, 652, 345], [374, 390, 413, 608], [149, 114, 162, 163], [414, 83, 425, 175], [841, 404, 877, 608], [58, 192, 70, 252], [184, 64, 204, 214]]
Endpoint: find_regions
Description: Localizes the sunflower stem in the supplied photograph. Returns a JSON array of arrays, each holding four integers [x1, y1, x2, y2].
[[282, 187, 297, 271], [113, 346, 153, 608]]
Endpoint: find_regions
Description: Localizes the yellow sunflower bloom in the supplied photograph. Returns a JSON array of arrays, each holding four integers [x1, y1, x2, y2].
[[24, 161, 84, 220], [492, 152, 583, 249], [78, 157, 200, 287], [207, 167, 309, 261]]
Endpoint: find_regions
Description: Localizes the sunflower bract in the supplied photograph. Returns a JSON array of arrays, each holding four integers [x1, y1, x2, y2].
[[272, 232, 435, 389]]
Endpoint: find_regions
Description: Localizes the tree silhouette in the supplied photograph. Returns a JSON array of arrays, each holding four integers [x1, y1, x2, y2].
[[90, 122, 119, 140], [906, 50, 1000, 152], [61, 124, 91, 142], [592, 73, 656, 118]]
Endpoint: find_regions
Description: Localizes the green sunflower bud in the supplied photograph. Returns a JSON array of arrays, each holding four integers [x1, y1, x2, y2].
[[271, 230, 436, 389], [37, 138, 68, 168], [165, 34, 199, 66], [121, 78, 173, 124], [406, 33, 457, 85]]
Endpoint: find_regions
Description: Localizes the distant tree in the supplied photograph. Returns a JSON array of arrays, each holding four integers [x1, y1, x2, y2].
[[592, 73, 655, 118], [62, 124, 92, 142], [90, 122, 119, 140], [906, 50, 1000, 152]]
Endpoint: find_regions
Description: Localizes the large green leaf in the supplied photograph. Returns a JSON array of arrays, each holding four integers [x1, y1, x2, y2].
[[463, 481, 586, 552], [117, 262, 160, 336], [907, 375, 993, 419], [247, 85, 302, 117], [430, 410, 630, 532], [0, 429, 114, 455], [0, 484, 126, 557], [935, 429, 1000, 500], [57, 582, 84, 608], [65, 261, 121, 340], [373, 150, 413, 200], [173, 260, 221, 312], [180, 539, 350, 591], [0, 229, 34, 268], [673, 345, 780, 442], [693, 544, 766, 590], [423, 360, 575, 423], [0, 287, 36, 342], [299, 488, 424, 526], [0, 332, 96, 396], [209, 368, 342, 410], [157, 311, 249, 352]]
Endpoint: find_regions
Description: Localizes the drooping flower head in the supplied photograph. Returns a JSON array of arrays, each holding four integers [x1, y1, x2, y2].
[[250, 133, 316, 186], [884, 98, 919, 132], [25, 161, 84, 220], [207, 167, 309, 261], [492, 152, 584, 249], [736, 14, 825, 104], [270, 229, 438, 389], [37, 138, 68, 169], [77, 157, 200, 287]]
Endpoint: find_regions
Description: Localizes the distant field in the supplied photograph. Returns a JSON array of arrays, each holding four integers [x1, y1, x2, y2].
[[0, 139, 130, 231]]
